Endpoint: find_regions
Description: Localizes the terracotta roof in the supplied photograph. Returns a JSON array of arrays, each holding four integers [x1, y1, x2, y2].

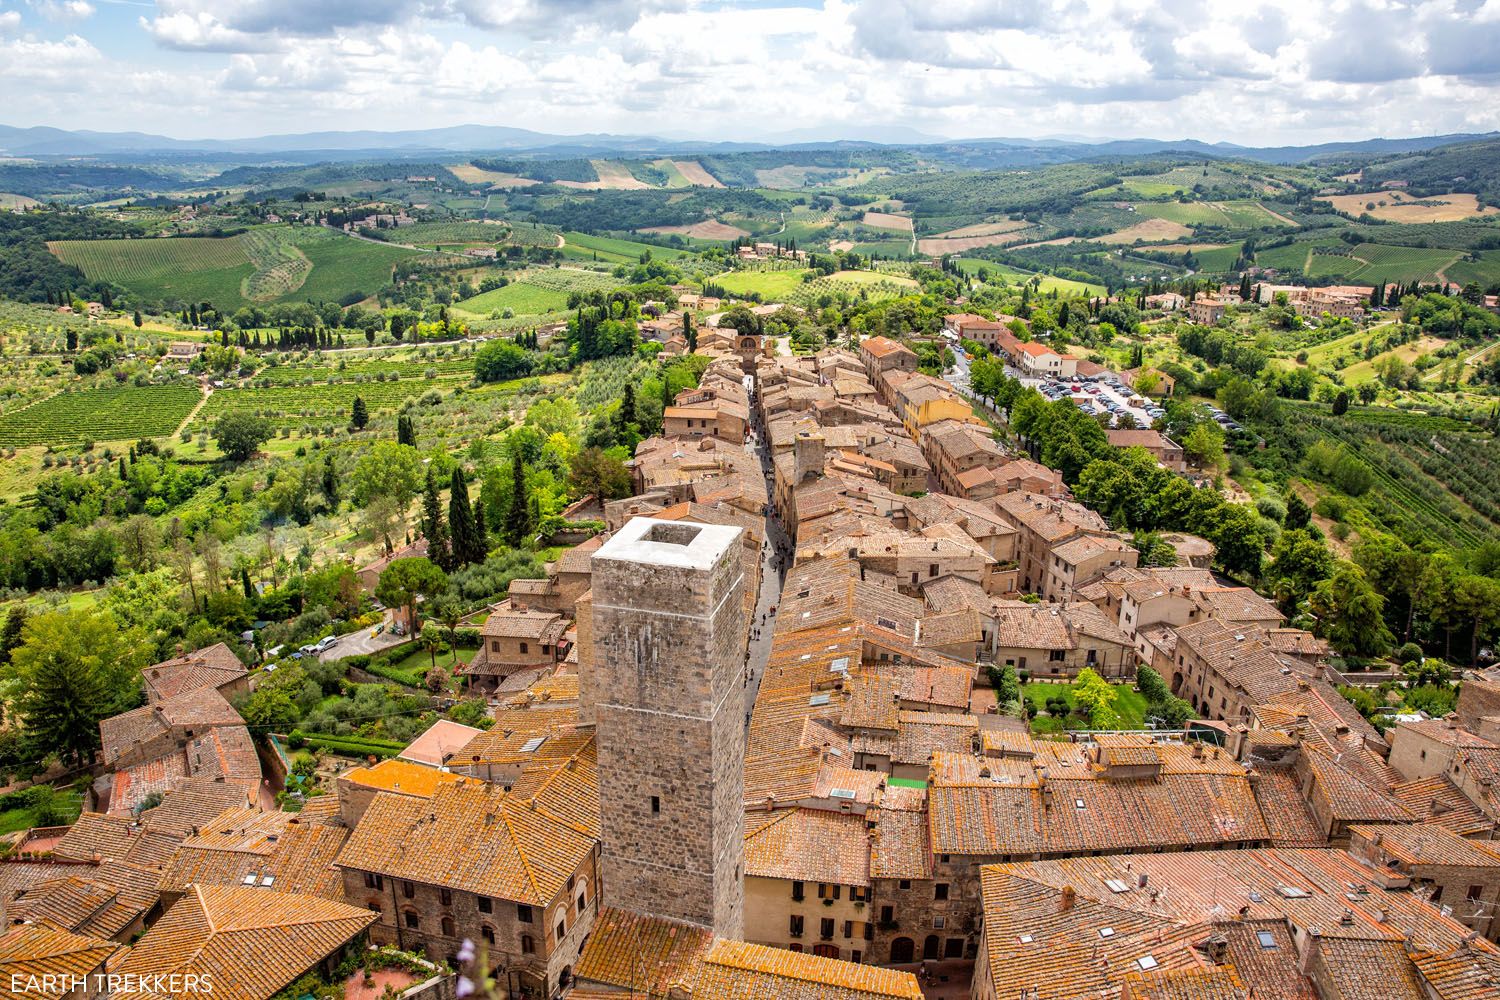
[[340, 758, 483, 798], [861, 335, 916, 359], [115, 884, 375, 1000], [1249, 768, 1327, 847], [978, 849, 1500, 1000], [1317, 938, 1427, 1000], [1349, 822, 1500, 868], [54, 814, 182, 870], [99, 687, 245, 766], [335, 774, 596, 905], [694, 939, 923, 999], [479, 606, 569, 643], [573, 907, 713, 994], [142, 643, 247, 703], [870, 806, 932, 880], [744, 808, 871, 886], [0, 924, 119, 1000], [928, 747, 1270, 857], [7, 859, 160, 939], [160, 807, 350, 899], [1390, 776, 1494, 837], [1120, 968, 1249, 1000]]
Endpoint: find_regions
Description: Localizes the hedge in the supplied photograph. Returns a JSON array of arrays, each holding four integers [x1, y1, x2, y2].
[[290, 729, 404, 759]]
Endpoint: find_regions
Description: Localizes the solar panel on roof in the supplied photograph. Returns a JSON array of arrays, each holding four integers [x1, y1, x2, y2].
[[520, 737, 546, 753]]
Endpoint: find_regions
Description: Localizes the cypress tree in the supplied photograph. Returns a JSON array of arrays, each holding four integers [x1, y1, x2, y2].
[[421, 468, 453, 570], [449, 467, 482, 565], [615, 383, 636, 435], [0, 606, 26, 667], [350, 396, 368, 430], [397, 412, 416, 448], [321, 454, 338, 505], [503, 455, 533, 546], [241, 568, 254, 601], [118, 457, 127, 480]]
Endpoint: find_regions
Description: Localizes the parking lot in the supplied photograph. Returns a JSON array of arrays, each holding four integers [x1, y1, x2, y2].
[[1028, 370, 1164, 428]]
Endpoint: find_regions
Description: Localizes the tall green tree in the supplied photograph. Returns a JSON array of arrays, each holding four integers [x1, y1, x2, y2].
[[421, 468, 453, 571], [0, 606, 27, 667], [350, 395, 369, 430], [397, 412, 417, 448], [449, 467, 484, 565], [503, 455, 534, 547], [321, 454, 338, 506], [7, 611, 147, 765]]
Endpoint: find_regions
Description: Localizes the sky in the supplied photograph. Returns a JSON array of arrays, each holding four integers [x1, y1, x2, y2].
[[3, 0, 1500, 146]]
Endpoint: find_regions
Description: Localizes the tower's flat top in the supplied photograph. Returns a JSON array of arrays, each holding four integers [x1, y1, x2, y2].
[[592, 516, 742, 571]]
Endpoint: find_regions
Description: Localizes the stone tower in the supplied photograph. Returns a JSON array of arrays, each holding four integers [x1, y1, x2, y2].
[[588, 517, 746, 937]]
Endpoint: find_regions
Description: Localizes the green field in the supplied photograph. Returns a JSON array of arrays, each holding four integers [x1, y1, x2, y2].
[[952, 258, 1106, 296], [1131, 201, 1227, 226], [48, 226, 419, 308], [49, 235, 254, 305], [455, 280, 571, 316], [391, 221, 506, 245], [1444, 251, 1500, 287], [560, 232, 690, 264], [1305, 244, 1462, 283], [0, 382, 201, 446], [714, 268, 811, 300]]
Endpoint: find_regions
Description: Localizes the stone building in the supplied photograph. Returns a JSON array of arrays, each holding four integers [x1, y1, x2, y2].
[[587, 517, 747, 937]]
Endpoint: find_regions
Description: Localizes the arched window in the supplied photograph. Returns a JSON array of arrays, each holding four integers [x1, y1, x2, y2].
[[521, 934, 535, 954], [441, 916, 455, 937], [481, 925, 496, 945], [404, 911, 420, 930]]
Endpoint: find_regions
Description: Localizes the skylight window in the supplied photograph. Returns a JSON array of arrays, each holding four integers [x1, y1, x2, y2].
[[1249, 891, 1264, 903], [1099, 927, 1115, 939], [1256, 931, 1278, 949], [1075, 798, 1087, 809], [1018, 935, 1034, 944], [1136, 956, 1159, 971], [830, 657, 850, 673], [830, 788, 856, 799], [520, 737, 546, 753], [809, 693, 831, 706], [1277, 886, 1309, 899], [1104, 879, 1130, 893]]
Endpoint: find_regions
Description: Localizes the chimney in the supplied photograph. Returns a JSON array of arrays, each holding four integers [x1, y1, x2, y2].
[[1060, 885, 1075, 912]]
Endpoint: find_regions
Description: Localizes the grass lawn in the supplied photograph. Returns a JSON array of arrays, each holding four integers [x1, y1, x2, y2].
[[384, 644, 479, 676], [0, 787, 83, 836], [1023, 680, 1152, 734], [715, 268, 811, 300]]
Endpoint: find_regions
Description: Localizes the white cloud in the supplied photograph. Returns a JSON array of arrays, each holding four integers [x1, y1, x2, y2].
[[2, 0, 1498, 144], [28, 0, 95, 20]]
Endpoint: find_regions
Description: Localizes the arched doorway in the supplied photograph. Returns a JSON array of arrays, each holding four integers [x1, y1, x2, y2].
[[922, 935, 940, 960], [890, 937, 915, 963]]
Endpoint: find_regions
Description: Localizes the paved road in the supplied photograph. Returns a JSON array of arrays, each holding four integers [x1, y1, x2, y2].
[[741, 374, 793, 721], [319, 611, 405, 661]]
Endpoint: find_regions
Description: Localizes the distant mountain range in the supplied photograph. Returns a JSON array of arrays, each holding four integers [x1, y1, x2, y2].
[[1, 122, 1494, 166]]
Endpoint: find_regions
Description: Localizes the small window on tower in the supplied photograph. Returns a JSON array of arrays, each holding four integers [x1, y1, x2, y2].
[[651, 795, 661, 814]]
